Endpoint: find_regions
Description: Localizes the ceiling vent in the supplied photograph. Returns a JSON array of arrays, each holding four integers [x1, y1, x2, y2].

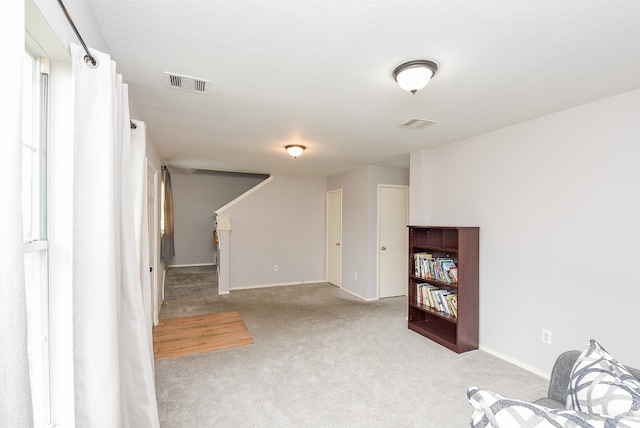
[[399, 118, 437, 130], [164, 72, 211, 95]]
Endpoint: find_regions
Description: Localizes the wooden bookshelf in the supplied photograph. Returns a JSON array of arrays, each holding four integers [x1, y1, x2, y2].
[[407, 226, 479, 353]]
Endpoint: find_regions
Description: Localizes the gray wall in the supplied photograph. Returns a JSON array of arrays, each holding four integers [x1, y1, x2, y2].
[[170, 169, 267, 266], [328, 165, 409, 300], [410, 88, 640, 375], [217, 174, 327, 289], [328, 167, 368, 298]]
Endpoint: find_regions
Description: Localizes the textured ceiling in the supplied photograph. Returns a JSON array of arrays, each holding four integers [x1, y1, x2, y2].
[[85, 0, 640, 177]]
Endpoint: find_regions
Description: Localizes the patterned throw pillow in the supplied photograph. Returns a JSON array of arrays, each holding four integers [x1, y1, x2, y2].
[[567, 340, 640, 417], [468, 386, 640, 428]]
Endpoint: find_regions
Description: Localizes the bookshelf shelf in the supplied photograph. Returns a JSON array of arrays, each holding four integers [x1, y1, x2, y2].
[[408, 301, 458, 323], [408, 275, 457, 289], [407, 226, 479, 353], [408, 321, 457, 346]]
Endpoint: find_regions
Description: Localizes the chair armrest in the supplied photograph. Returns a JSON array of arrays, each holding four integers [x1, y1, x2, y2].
[[547, 350, 581, 404]]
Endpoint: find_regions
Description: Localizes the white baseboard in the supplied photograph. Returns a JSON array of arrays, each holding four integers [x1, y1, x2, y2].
[[167, 263, 215, 268], [340, 287, 377, 302], [228, 281, 378, 302], [479, 344, 551, 380], [230, 279, 326, 291]]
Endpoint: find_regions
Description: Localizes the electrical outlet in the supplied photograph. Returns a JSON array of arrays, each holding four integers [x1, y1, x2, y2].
[[273, 265, 278, 272], [541, 329, 552, 345], [354, 272, 358, 279]]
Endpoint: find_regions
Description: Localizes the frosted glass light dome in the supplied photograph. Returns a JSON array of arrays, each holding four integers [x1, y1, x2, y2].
[[393, 60, 438, 94], [285, 145, 305, 158]]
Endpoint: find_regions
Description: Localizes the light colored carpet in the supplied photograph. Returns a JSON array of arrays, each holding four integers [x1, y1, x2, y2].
[[155, 280, 548, 427], [153, 311, 253, 360], [163, 265, 217, 301]]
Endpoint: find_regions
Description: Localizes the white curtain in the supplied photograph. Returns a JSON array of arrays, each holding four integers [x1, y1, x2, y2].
[[71, 43, 159, 428], [0, 0, 34, 426]]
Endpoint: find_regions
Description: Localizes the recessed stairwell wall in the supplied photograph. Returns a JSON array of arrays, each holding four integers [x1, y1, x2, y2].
[[216, 174, 327, 290], [170, 169, 268, 266]]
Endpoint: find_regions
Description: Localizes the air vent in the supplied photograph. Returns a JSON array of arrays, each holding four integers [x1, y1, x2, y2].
[[164, 72, 211, 95], [399, 118, 437, 130]]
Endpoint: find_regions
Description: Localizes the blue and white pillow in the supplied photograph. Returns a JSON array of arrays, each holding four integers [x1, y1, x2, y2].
[[567, 340, 640, 417], [468, 386, 640, 427]]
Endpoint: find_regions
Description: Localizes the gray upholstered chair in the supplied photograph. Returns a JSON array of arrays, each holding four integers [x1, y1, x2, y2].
[[534, 350, 640, 409]]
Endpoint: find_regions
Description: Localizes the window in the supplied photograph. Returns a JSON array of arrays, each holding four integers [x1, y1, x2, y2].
[[22, 46, 51, 428]]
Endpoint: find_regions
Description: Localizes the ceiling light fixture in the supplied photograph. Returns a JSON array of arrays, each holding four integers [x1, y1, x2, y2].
[[393, 60, 438, 94], [285, 145, 306, 158]]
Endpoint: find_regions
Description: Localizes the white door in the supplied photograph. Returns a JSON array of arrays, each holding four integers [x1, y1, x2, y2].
[[327, 189, 342, 287], [378, 185, 408, 298], [147, 162, 160, 325]]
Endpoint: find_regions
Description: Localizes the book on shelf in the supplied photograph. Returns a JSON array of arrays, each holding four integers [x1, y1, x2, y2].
[[445, 293, 458, 317], [413, 254, 458, 285], [448, 266, 458, 282], [413, 252, 432, 278], [416, 282, 457, 318], [438, 258, 456, 283], [416, 283, 435, 307], [434, 288, 450, 314], [450, 294, 458, 317]]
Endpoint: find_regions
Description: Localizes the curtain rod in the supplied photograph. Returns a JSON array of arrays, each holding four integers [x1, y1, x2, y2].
[[56, 0, 137, 130], [56, 0, 98, 67]]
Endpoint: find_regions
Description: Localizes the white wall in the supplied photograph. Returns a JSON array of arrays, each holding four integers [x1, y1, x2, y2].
[[217, 174, 327, 289], [328, 166, 409, 300], [170, 170, 267, 266], [409, 150, 429, 225], [412, 88, 640, 374]]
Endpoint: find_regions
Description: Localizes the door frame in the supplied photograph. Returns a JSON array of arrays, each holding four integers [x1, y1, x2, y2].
[[146, 158, 160, 326], [326, 189, 343, 288], [377, 184, 409, 299]]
